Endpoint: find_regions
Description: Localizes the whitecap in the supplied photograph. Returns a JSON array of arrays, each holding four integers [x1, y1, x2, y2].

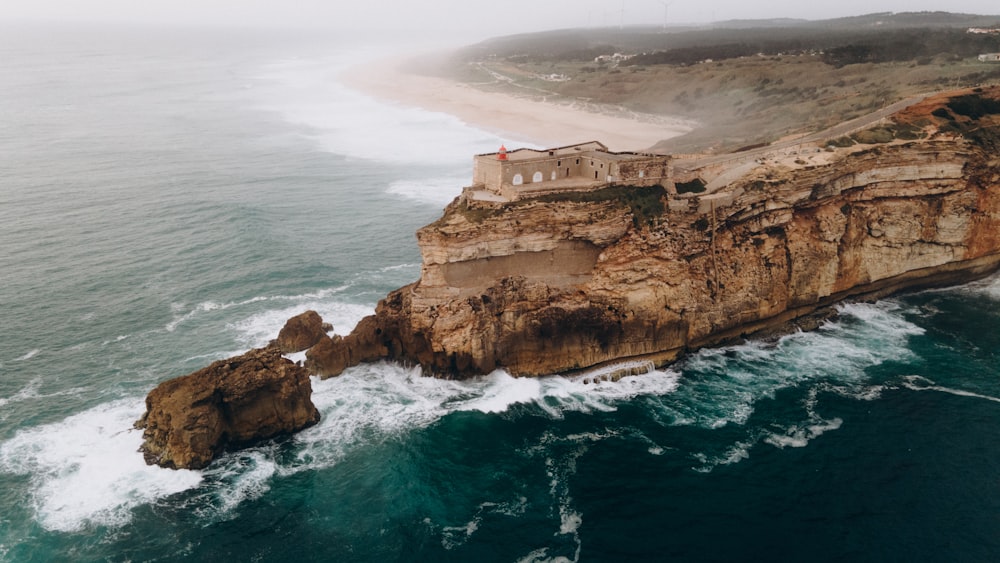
[[765, 418, 844, 449], [14, 349, 40, 361], [0, 398, 202, 533], [0, 378, 41, 409]]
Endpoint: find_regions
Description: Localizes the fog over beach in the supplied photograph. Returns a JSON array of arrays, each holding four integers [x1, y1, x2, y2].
[[341, 55, 695, 151]]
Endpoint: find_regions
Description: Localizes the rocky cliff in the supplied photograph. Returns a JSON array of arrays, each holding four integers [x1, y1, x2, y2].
[[137, 345, 320, 469], [306, 88, 1000, 379]]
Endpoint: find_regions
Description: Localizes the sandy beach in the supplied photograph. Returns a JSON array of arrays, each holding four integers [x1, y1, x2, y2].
[[342, 56, 694, 152]]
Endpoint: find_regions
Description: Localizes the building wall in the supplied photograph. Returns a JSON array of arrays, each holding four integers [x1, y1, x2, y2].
[[473, 148, 671, 193], [473, 157, 502, 187], [502, 154, 588, 185]]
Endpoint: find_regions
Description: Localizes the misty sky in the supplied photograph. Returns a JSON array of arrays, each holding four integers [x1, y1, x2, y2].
[[3, 0, 999, 38]]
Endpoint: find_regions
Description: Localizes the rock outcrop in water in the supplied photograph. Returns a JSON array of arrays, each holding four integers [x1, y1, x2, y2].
[[305, 88, 1000, 379], [136, 345, 320, 469], [273, 310, 331, 353]]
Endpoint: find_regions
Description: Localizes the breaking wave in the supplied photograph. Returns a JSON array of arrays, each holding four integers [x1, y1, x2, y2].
[[0, 399, 202, 533], [0, 297, 936, 531]]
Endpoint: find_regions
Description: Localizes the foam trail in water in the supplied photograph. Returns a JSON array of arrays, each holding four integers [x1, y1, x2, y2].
[[514, 430, 603, 562], [166, 296, 269, 332], [765, 386, 844, 449], [228, 300, 374, 349], [671, 300, 923, 430], [0, 399, 202, 532], [437, 497, 528, 550], [901, 375, 1000, 403], [672, 301, 924, 470], [14, 349, 40, 361]]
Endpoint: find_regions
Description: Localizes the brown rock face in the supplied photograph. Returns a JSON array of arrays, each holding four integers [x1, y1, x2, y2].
[[274, 310, 329, 353], [136, 345, 320, 469], [305, 88, 1000, 379]]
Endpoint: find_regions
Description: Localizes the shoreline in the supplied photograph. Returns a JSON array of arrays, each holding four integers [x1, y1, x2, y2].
[[341, 55, 694, 152]]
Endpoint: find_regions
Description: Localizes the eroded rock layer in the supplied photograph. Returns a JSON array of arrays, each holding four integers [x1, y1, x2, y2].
[[306, 88, 1000, 379]]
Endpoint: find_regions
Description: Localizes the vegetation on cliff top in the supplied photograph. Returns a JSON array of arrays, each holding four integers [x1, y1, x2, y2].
[[446, 185, 667, 229]]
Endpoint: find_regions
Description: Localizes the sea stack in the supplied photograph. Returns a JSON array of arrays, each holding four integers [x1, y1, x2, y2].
[[304, 87, 1000, 379], [136, 344, 320, 470]]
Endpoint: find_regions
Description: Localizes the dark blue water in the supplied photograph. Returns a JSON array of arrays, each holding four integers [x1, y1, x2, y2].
[[2, 23, 999, 562]]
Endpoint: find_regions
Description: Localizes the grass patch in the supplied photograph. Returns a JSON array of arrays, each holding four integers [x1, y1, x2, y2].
[[827, 136, 855, 148], [947, 94, 1000, 120], [851, 127, 894, 144], [534, 184, 667, 228], [438, 185, 668, 229], [675, 178, 707, 194]]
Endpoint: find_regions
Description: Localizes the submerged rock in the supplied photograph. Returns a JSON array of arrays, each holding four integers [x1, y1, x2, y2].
[[136, 345, 320, 470]]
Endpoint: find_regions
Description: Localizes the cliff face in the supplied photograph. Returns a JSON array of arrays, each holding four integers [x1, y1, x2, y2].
[[306, 88, 1000, 379]]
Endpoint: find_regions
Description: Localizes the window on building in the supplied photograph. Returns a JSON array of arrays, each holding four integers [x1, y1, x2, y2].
[[533, 171, 543, 183], [513, 174, 523, 185]]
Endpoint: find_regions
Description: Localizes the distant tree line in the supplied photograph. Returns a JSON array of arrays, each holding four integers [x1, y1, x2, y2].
[[458, 13, 1000, 68], [622, 29, 1000, 68]]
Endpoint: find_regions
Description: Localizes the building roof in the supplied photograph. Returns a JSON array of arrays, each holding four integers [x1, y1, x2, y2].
[[476, 141, 609, 161]]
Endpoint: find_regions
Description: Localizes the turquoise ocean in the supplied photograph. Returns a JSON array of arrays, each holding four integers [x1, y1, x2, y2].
[[1, 24, 999, 562]]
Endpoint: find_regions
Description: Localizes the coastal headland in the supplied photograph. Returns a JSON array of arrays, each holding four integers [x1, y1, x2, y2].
[[135, 16, 1000, 467], [305, 85, 1000, 379]]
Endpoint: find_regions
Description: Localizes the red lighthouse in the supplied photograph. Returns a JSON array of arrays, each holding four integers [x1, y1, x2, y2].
[[497, 145, 508, 161]]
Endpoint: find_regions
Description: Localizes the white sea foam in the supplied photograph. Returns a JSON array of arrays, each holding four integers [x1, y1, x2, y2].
[[179, 450, 279, 523], [165, 297, 269, 332], [228, 300, 373, 349], [168, 284, 376, 346], [386, 175, 467, 206], [672, 301, 926, 471], [765, 385, 845, 449], [14, 349, 40, 361], [670, 300, 924, 430], [691, 439, 757, 473], [0, 399, 202, 532], [438, 497, 528, 550]]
